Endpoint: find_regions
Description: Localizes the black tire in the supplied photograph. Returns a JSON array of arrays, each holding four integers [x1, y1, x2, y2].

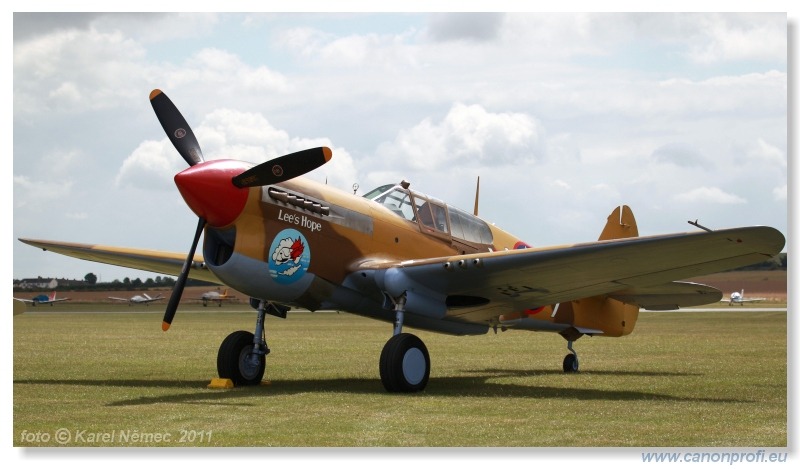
[[217, 330, 265, 385], [562, 353, 579, 373], [379, 333, 430, 393]]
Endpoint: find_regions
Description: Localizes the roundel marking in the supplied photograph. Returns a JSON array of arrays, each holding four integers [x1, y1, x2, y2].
[[272, 164, 284, 177], [268, 228, 311, 284]]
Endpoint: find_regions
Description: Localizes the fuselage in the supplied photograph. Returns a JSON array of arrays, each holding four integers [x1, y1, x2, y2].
[[174, 160, 636, 337]]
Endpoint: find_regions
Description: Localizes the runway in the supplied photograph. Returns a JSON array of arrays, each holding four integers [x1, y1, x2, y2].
[[647, 307, 787, 313]]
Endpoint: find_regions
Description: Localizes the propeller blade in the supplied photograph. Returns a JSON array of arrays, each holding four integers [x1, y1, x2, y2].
[[149, 89, 204, 167], [232, 147, 332, 188], [162, 217, 206, 331]]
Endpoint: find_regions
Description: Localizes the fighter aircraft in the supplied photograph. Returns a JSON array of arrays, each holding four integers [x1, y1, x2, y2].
[[14, 291, 71, 307], [19, 89, 785, 392], [725, 289, 767, 306], [192, 289, 237, 307], [108, 293, 164, 306]]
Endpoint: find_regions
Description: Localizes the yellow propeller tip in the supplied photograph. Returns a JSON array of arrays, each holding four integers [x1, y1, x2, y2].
[[162, 321, 171, 332], [149, 89, 163, 100]]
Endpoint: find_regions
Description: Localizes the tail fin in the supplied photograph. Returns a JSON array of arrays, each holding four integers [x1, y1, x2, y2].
[[50, 291, 57, 301], [598, 205, 638, 241], [569, 206, 641, 337]]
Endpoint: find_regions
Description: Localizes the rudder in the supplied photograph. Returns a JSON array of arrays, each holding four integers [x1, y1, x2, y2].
[[569, 205, 641, 336], [598, 205, 638, 241]]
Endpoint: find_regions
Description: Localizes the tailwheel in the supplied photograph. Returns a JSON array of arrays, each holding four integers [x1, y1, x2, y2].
[[217, 330, 267, 385], [379, 333, 430, 393], [562, 339, 579, 373]]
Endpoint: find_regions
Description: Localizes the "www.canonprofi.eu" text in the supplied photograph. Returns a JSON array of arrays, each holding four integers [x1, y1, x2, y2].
[[642, 450, 788, 464]]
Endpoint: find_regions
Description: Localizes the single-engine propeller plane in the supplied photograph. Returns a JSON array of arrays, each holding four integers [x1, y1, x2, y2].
[[724, 289, 767, 306], [193, 288, 237, 307], [19, 89, 785, 392], [108, 293, 164, 306], [14, 291, 71, 307]]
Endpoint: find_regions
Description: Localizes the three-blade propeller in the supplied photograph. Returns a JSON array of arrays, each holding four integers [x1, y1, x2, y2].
[[149, 89, 332, 330]]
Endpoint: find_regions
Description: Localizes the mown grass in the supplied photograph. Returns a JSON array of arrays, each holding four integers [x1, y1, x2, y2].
[[13, 307, 787, 447]]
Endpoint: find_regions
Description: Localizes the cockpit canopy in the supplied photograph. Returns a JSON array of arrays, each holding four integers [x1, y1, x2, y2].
[[364, 182, 493, 246]]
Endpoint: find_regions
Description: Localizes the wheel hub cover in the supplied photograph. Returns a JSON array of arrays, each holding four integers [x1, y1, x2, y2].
[[402, 348, 426, 385]]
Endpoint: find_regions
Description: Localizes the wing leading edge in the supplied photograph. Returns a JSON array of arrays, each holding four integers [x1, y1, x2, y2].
[[18, 239, 221, 284]]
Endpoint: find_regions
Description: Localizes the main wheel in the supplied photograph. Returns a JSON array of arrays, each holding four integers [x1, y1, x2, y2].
[[379, 333, 430, 393], [217, 330, 266, 385], [562, 353, 579, 373]]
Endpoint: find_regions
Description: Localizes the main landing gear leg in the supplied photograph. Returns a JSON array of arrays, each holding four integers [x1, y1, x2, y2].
[[379, 294, 430, 393], [217, 299, 269, 385], [562, 340, 579, 373]]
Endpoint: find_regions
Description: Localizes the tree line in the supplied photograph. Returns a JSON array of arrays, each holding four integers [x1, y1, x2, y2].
[[82, 275, 217, 291], [13, 273, 216, 292]]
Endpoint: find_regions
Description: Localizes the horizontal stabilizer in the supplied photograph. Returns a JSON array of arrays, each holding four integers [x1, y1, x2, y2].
[[609, 281, 722, 310], [497, 318, 605, 335]]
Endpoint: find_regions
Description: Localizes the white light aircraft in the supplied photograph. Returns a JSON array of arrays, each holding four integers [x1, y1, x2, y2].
[[725, 290, 767, 306], [193, 289, 237, 307], [108, 293, 165, 306]]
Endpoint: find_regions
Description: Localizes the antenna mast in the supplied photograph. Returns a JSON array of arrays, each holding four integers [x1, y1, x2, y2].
[[473, 176, 480, 216]]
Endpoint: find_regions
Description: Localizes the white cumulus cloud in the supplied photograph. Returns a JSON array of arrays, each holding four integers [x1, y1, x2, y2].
[[377, 103, 543, 171], [674, 186, 747, 204]]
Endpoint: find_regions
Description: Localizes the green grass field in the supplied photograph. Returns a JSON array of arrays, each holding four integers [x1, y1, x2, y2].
[[13, 306, 787, 447]]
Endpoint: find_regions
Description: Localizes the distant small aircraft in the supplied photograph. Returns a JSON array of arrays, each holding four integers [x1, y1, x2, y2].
[[193, 289, 237, 307], [725, 289, 766, 306], [14, 291, 71, 307], [108, 293, 164, 306]]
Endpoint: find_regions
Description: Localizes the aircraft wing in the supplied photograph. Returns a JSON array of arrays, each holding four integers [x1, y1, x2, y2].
[[13, 297, 71, 304], [356, 226, 784, 323], [19, 239, 221, 284]]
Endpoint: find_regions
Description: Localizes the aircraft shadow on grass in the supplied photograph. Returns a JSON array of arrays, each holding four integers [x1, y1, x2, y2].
[[15, 368, 744, 408]]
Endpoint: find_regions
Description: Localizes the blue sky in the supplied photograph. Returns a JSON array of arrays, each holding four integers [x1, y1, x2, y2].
[[10, 10, 790, 285]]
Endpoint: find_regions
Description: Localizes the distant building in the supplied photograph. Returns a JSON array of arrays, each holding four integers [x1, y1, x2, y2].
[[14, 277, 88, 290]]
